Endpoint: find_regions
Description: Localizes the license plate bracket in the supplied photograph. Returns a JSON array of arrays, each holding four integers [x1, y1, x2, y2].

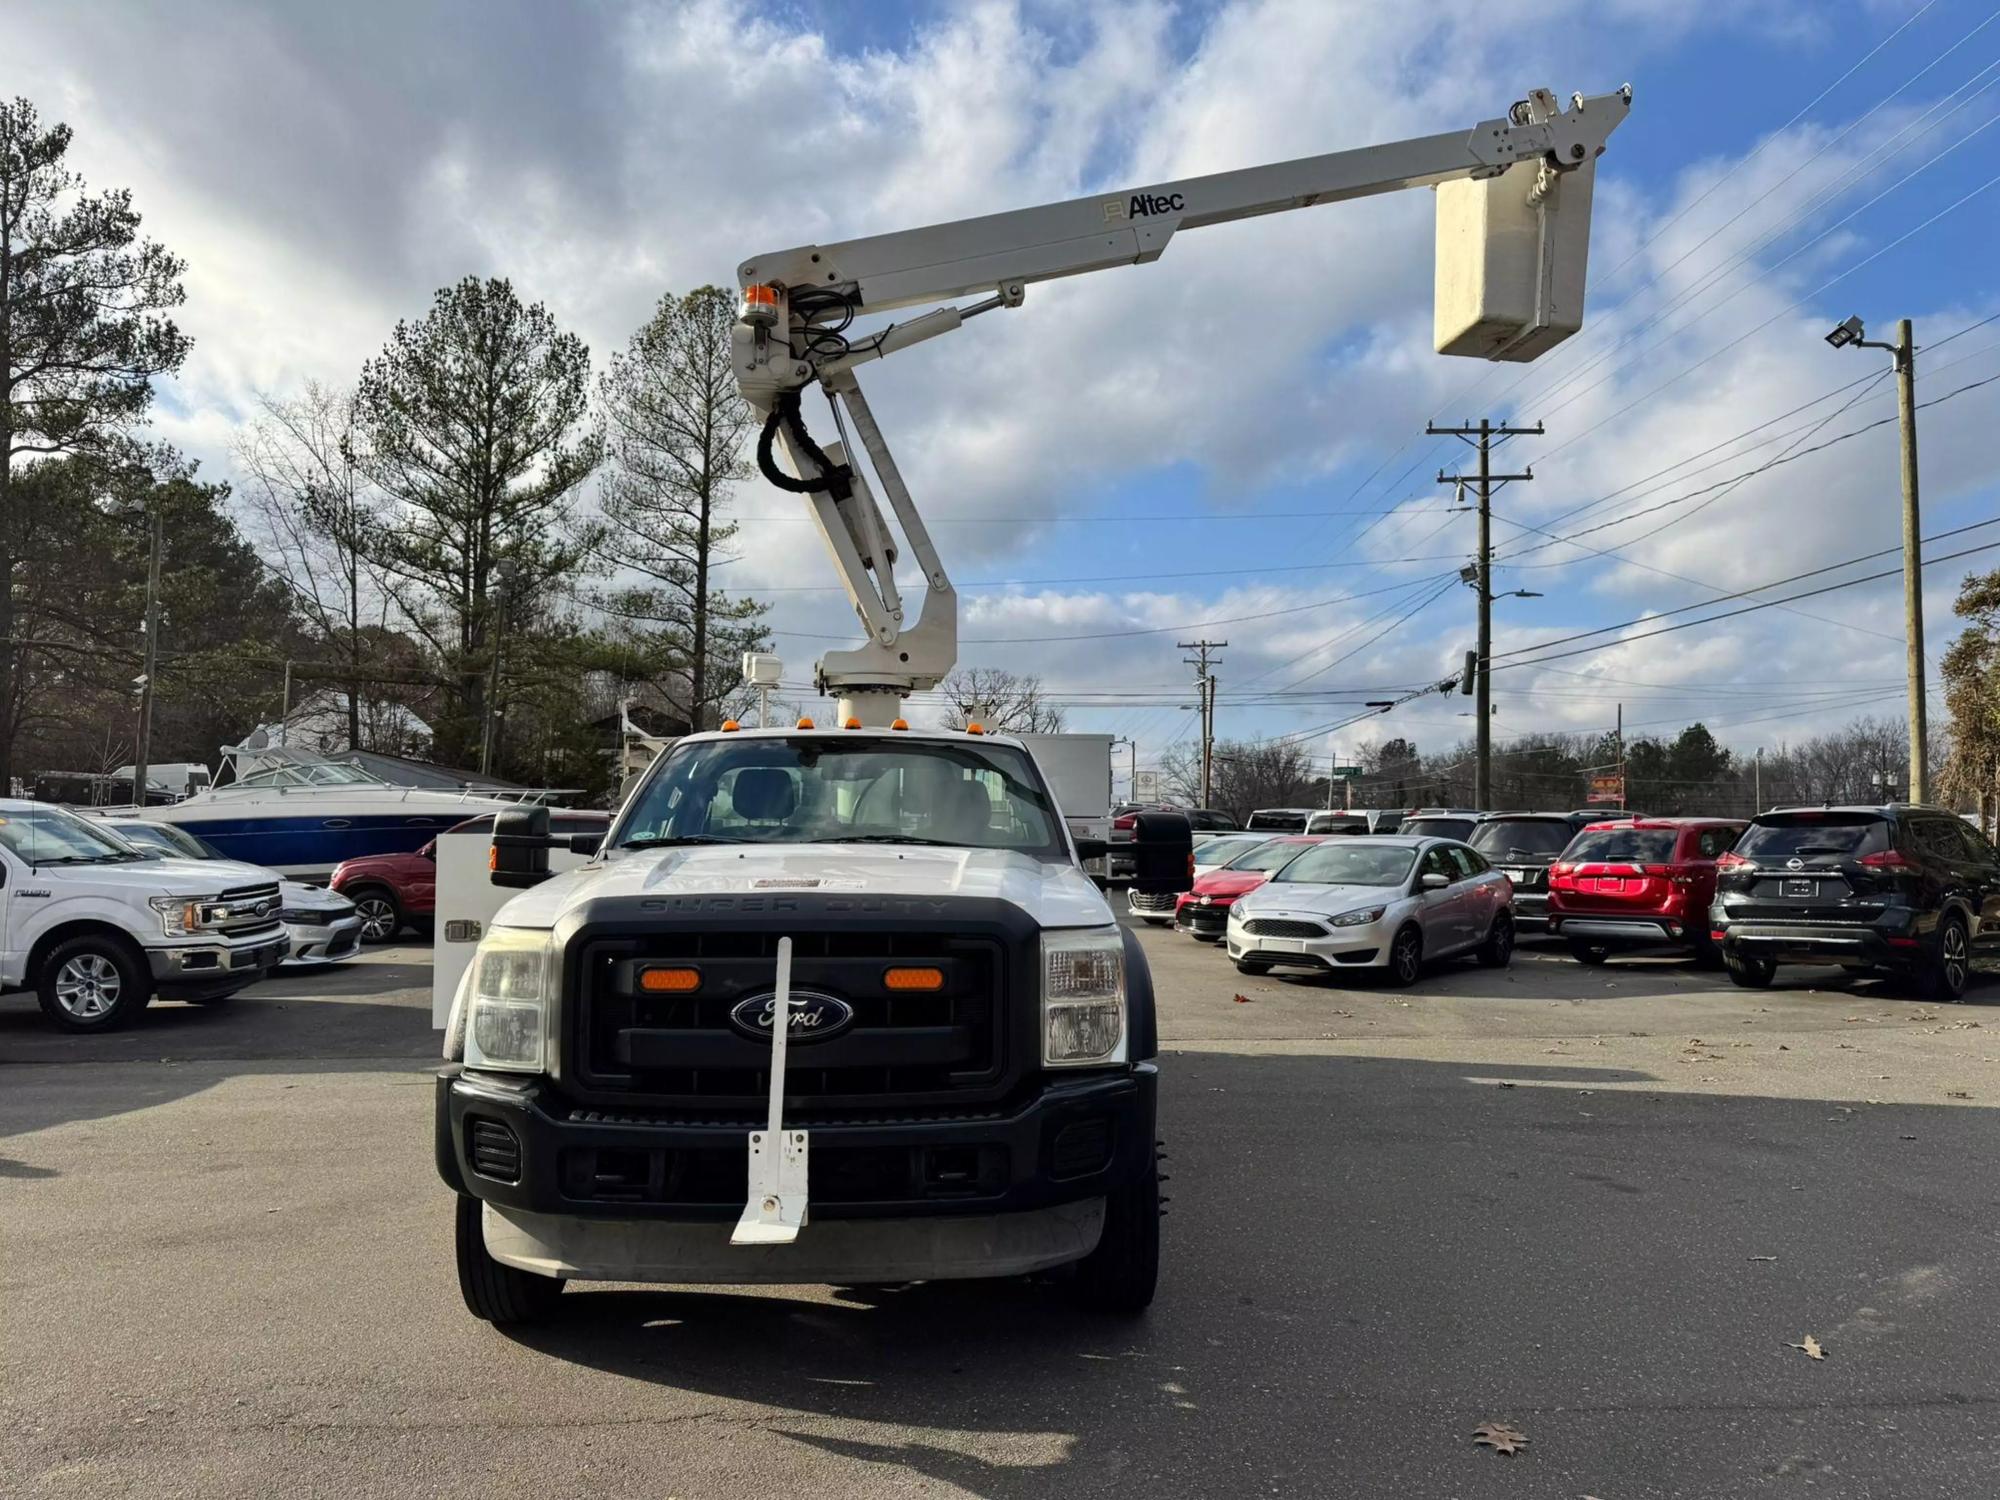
[[1782, 878, 1816, 898]]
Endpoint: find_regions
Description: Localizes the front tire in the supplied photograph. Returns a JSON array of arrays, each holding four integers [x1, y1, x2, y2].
[[1477, 913, 1515, 968], [1727, 952, 1776, 989], [36, 935, 151, 1033], [1069, 1153, 1160, 1316], [349, 887, 402, 945], [455, 1194, 565, 1325], [1386, 925, 1423, 987]]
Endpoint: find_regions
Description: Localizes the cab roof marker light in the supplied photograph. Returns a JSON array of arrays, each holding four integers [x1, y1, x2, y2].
[[797, 716, 815, 729], [966, 722, 985, 735], [721, 719, 741, 732], [890, 718, 910, 730], [844, 717, 862, 729]]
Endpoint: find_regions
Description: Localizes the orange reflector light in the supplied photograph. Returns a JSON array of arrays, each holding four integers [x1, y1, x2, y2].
[[721, 719, 740, 732], [884, 966, 945, 991], [844, 717, 862, 729], [966, 721, 985, 735], [639, 966, 701, 993], [487, 846, 498, 870], [741, 283, 779, 308], [891, 718, 910, 730], [797, 716, 815, 729]]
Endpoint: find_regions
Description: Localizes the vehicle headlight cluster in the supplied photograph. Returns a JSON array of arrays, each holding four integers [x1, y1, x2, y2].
[[448, 926, 556, 1073], [1041, 926, 1126, 1067], [1331, 906, 1386, 927], [147, 893, 225, 936]]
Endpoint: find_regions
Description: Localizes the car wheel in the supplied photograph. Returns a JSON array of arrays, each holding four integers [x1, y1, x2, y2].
[[1566, 939, 1611, 966], [1068, 1148, 1160, 1316], [36, 935, 151, 1033], [455, 1194, 565, 1325], [1727, 953, 1776, 989], [1386, 926, 1423, 987], [1477, 913, 1515, 968], [350, 887, 402, 945], [1234, 958, 1271, 975], [1921, 913, 1971, 1001]]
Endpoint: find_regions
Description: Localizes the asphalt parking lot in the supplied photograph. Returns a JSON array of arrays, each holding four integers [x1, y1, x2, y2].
[[5, 926, 1999, 1498]]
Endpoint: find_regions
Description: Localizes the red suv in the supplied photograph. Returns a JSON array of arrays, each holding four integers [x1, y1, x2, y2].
[[1547, 817, 1746, 965], [330, 843, 438, 944], [1174, 835, 1323, 940]]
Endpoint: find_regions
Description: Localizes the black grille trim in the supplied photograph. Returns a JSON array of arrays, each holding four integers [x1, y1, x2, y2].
[[468, 1118, 522, 1182], [1243, 918, 1329, 939]]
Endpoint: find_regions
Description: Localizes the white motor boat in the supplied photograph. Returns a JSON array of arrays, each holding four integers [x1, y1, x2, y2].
[[143, 740, 520, 879]]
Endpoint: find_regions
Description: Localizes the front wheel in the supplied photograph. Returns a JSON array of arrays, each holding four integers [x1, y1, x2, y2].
[[1727, 952, 1776, 989], [36, 935, 151, 1033], [455, 1195, 565, 1325], [1477, 913, 1515, 968], [1386, 926, 1423, 987], [1069, 1154, 1160, 1316]]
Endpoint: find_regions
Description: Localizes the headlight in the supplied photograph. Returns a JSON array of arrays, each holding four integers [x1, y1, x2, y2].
[[1331, 906, 1387, 927], [1041, 926, 1126, 1068], [148, 894, 206, 936], [461, 927, 556, 1073]]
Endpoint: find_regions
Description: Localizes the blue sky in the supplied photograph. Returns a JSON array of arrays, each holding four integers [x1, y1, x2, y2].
[[10, 0, 1997, 786]]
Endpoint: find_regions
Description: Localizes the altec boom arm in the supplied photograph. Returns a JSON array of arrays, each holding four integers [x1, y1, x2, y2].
[[734, 87, 1630, 723]]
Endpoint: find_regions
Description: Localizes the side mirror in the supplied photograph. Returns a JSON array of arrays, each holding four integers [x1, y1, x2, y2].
[[1131, 811, 1195, 896], [1420, 871, 1450, 891], [491, 805, 553, 888], [569, 831, 603, 857]]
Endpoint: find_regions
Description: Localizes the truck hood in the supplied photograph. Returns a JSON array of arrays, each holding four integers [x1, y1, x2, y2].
[[492, 844, 1114, 931], [30, 856, 277, 898]]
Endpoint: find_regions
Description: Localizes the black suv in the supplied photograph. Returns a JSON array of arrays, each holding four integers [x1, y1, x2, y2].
[[1711, 806, 1999, 997], [1467, 811, 1607, 930]]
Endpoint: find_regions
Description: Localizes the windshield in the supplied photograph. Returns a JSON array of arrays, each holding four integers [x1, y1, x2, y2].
[[1196, 835, 1271, 866], [1402, 817, 1473, 841], [0, 806, 150, 865], [1271, 842, 1416, 886], [1737, 814, 1888, 860], [1225, 840, 1310, 873], [108, 821, 214, 859], [617, 736, 1064, 854], [1564, 827, 1677, 864], [1469, 818, 1575, 858]]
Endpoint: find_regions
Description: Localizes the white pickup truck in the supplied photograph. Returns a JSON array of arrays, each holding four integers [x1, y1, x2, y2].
[[437, 724, 1190, 1324], [0, 799, 290, 1031]]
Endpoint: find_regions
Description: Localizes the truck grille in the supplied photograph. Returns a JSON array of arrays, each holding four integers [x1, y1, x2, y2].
[[566, 924, 1016, 1120], [214, 881, 283, 936]]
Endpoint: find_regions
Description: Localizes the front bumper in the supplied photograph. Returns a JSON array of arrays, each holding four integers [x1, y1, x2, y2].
[[1127, 889, 1177, 920], [439, 1062, 1156, 1230], [282, 912, 364, 965], [1175, 904, 1229, 939], [147, 932, 289, 984], [1226, 919, 1384, 970]]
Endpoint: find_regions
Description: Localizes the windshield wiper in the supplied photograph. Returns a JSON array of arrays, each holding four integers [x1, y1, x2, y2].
[[620, 834, 750, 849], [810, 833, 956, 846], [33, 854, 127, 866]]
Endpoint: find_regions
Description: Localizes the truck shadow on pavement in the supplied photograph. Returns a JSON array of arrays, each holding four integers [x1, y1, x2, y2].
[[501, 1049, 2000, 1500]]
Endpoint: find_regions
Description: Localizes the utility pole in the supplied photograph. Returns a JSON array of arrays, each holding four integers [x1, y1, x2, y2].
[[131, 506, 163, 808], [1753, 747, 1762, 816], [1431, 419, 1539, 810], [1825, 315, 1926, 802], [1179, 638, 1226, 809]]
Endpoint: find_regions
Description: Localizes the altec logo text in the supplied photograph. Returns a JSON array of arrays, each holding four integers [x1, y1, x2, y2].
[[1104, 191, 1187, 221]]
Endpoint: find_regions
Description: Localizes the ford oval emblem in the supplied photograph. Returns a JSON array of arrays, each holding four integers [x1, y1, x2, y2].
[[729, 989, 855, 1043]]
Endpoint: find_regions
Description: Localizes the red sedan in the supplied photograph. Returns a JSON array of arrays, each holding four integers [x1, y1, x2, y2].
[[1174, 835, 1325, 941]]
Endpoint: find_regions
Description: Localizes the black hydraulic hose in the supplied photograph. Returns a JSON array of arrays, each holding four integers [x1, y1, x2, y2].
[[757, 388, 853, 502]]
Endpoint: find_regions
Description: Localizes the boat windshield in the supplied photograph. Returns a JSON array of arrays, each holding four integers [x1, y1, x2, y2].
[[224, 747, 388, 789]]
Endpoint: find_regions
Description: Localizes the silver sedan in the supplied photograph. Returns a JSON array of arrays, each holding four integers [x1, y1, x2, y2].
[[1224, 835, 1515, 985]]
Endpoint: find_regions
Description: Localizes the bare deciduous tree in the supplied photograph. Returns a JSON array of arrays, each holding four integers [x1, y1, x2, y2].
[[937, 668, 1067, 733]]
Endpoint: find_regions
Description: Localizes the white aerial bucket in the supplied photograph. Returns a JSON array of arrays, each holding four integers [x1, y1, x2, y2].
[[1434, 152, 1600, 362]]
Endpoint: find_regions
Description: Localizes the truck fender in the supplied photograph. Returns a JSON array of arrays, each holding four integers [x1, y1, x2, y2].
[[17, 893, 157, 986], [1121, 924, 1158, 1061]]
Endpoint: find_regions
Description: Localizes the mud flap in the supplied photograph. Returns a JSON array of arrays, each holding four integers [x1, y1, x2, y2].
[[733, 935, 809, 1244]]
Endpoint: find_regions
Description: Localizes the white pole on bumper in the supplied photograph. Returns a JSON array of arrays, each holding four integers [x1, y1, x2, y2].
[[732, 936, 810, 1245]]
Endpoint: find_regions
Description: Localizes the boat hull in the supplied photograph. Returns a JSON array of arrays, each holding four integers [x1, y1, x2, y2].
[[154, 804, 510, 879]]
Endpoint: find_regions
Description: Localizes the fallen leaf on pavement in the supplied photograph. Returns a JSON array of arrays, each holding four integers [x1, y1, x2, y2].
[[1472, 1421, 1528, 1456], [1947, 1090, 1971, 1099], [1901, 1134, 1918, 1140], [1497, 1081, 1516, 1089], [1232, 993, 1252, 1004], [1788, 1335, 1826, 1360], [1748, 1255, 1777, 1262]]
